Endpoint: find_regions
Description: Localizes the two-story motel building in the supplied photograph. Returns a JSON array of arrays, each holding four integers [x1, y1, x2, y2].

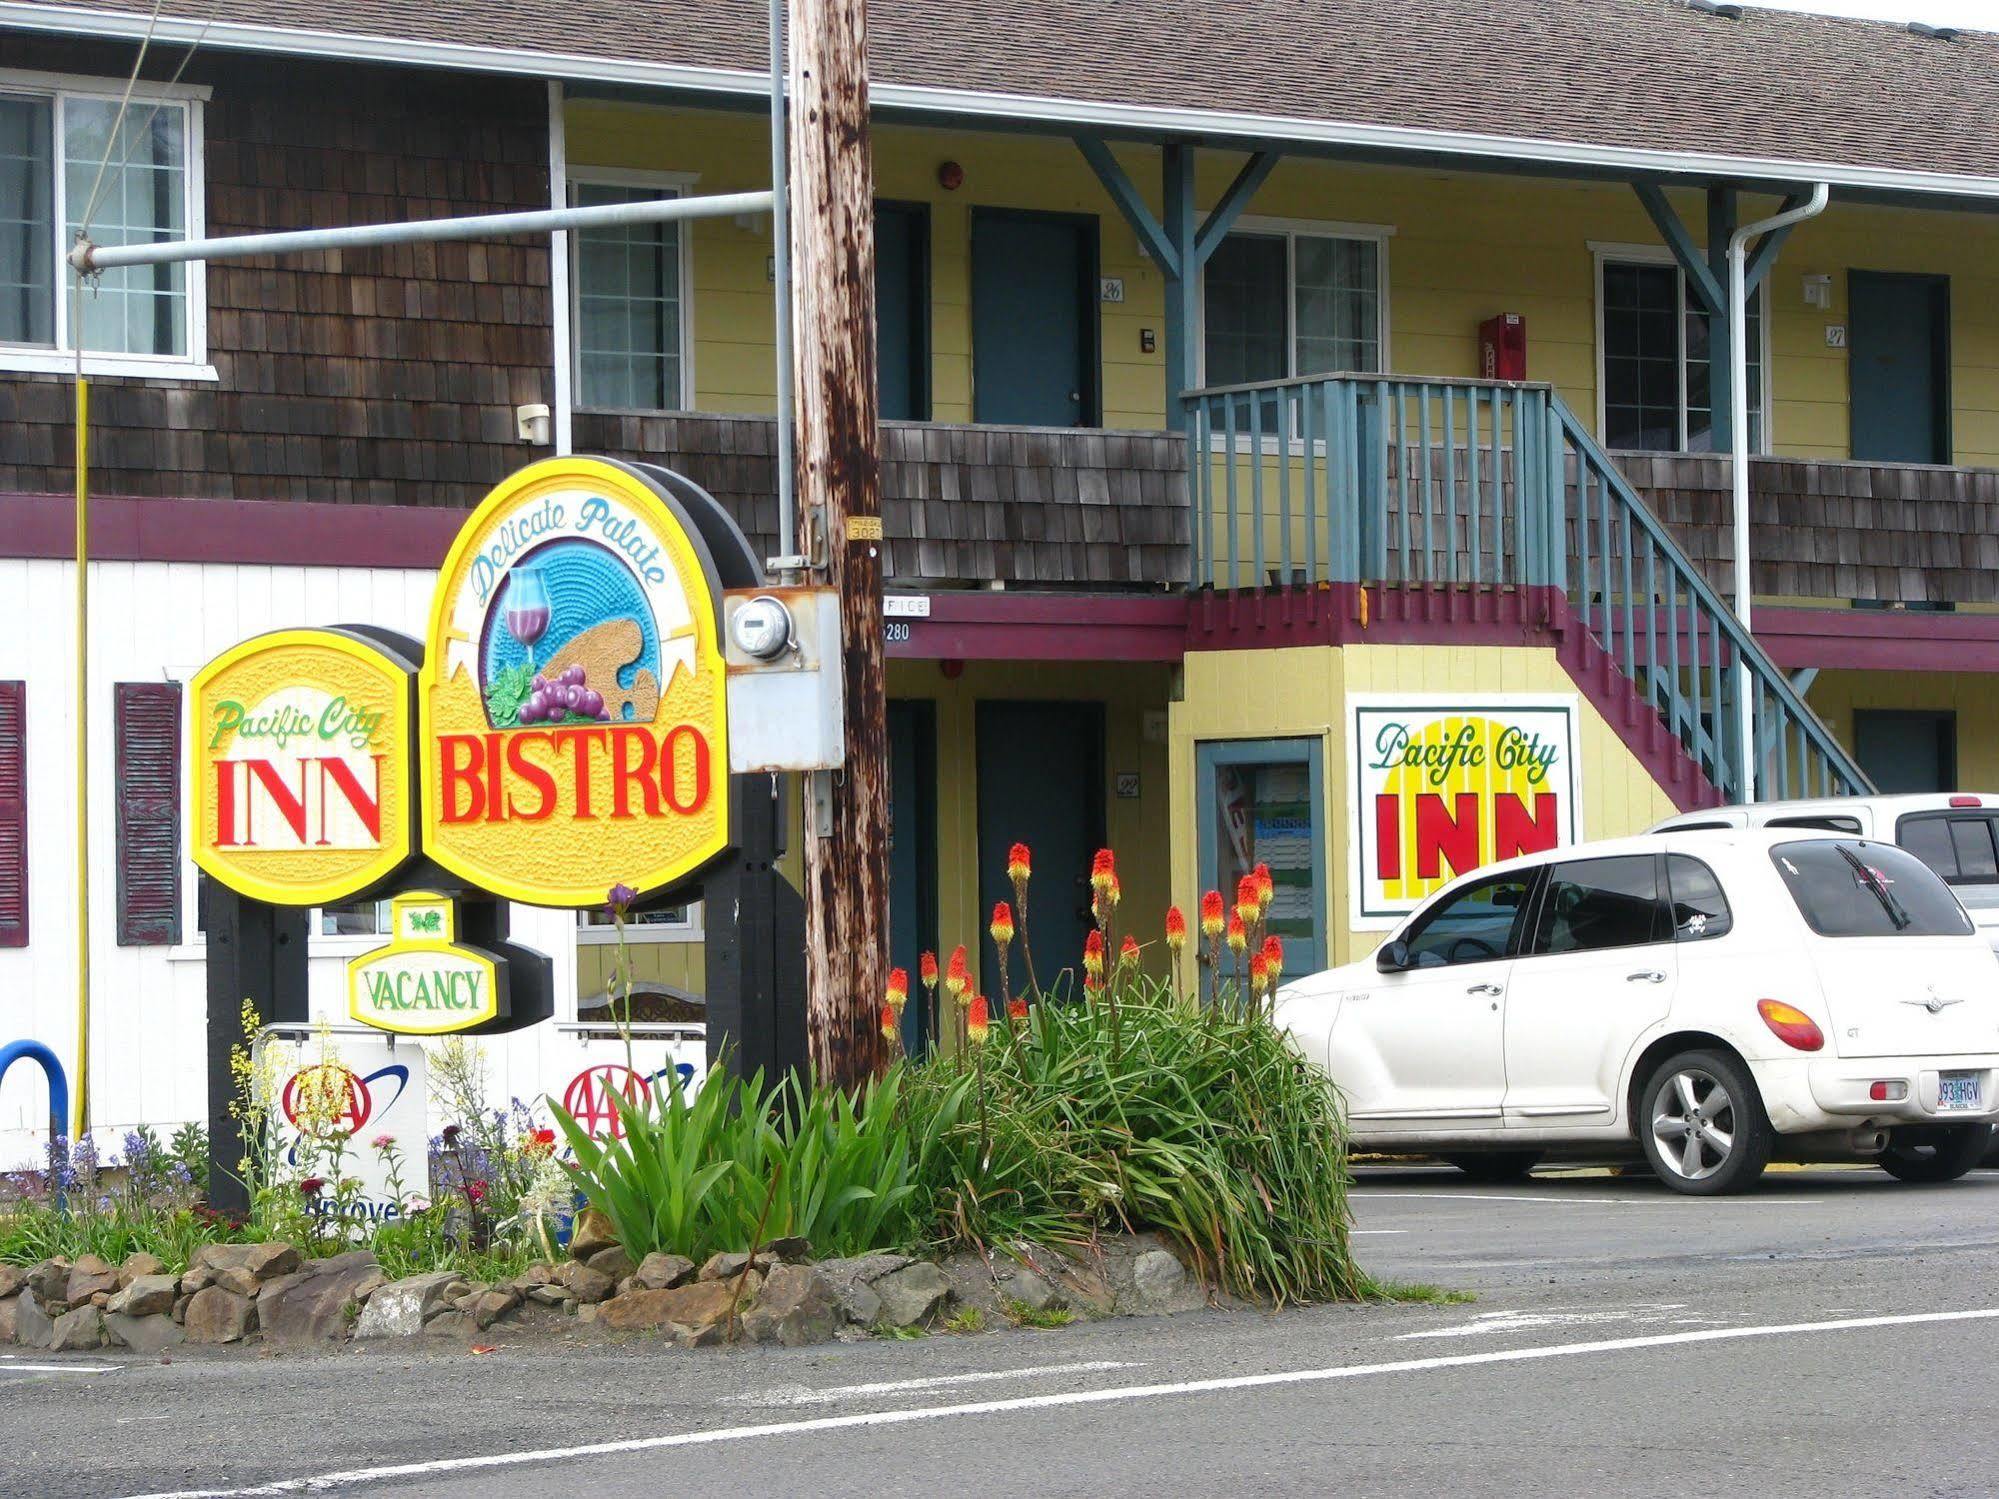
[[3, 0, 1999, 1156]]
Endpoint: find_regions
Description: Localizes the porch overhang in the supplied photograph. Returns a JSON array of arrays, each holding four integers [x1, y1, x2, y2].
[[1754, 608, 1999, 675]]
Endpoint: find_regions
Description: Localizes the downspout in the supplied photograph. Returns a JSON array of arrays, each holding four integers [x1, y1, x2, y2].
[[547, 80, 572, 456], [1726, 181, 1827, 802]]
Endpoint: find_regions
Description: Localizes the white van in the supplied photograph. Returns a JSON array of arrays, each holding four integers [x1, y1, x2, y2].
[[1650, 794, 1999, 957]]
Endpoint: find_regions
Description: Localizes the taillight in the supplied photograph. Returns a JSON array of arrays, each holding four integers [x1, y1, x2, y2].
[[1758, 999, 1825, 1052], [1950, 795, 1983, 808]]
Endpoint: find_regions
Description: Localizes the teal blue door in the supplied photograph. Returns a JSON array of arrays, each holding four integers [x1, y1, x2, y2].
[[887, 700, 937, 1052], [971, 209, 1098, 427], [1850, 271, 1949, 463], [875, 202, 929, 421]]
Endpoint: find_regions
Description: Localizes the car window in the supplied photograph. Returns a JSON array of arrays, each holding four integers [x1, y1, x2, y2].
[[1896, 812, 1999, 886], [1400, 872, 1535, 968], [1766, 815, 1863, 833], [1772, 839, 1975, 938], [1664, 854, 1732, 941], [1529, 854, 1668, 955]]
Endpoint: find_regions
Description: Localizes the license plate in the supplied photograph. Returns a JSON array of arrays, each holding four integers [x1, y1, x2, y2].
[[1939, 1072, 1983, 1111]]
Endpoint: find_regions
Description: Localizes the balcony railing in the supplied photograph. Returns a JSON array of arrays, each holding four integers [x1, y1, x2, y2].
[[1184, 374, 1871, 803]]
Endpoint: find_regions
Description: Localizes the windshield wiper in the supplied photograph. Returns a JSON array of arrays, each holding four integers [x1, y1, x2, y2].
[[1836, 842, 1910, 930]]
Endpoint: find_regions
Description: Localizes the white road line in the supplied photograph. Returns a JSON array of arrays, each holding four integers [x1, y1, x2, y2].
[[123, 1306, 1999, 1499], [1396, 1304, 1723, 1340], [0, 1360, 120, 1375], [721, 1360, 1140, 1407], [1355, 1191, 1824, 1206], [1349, 1230, 1406, 1235]]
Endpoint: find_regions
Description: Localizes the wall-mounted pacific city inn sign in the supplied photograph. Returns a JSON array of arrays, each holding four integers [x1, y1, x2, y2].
[[189, 627, 418, 907], [418, 457, 732, 908]]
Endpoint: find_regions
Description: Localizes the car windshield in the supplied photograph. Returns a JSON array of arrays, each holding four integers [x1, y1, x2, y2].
[[1771, 839, 1974, 938]]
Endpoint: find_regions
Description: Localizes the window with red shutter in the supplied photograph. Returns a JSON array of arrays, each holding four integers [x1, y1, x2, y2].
[[115, 681, 182, 947], [0, 681, 23, 948]]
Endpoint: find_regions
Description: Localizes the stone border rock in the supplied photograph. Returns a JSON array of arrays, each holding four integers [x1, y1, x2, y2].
[[0, 1210, 1217, 1356]]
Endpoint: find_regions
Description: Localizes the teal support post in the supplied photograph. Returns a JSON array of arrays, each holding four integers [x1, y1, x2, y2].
[[1162, 143, 1200, 430], [1706, 186, 1737, 450], [1072, 135, 1180, 275]]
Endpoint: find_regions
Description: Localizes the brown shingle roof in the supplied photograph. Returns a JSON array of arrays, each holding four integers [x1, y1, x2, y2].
[[10, 0, 1999, 187]]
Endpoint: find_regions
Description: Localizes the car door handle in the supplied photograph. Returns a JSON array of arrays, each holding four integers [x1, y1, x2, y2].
[[1466, 982, 1503, 997], [1627, 970, 1666, 984]]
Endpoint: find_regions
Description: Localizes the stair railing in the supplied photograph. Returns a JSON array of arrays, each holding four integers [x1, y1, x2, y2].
[[1183, 373, 1871, 802]]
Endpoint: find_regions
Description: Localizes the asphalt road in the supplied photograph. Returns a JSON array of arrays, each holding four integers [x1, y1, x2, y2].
[[8, 1164, 1999, 1498]]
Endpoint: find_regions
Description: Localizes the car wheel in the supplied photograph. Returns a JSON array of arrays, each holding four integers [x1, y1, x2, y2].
[[1639, 1049, 1773, 1196], [1877, 1124, 1994, 1184], [1441, 1151, 1543, 1183]]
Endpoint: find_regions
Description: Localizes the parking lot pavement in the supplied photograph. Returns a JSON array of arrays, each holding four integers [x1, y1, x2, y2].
[[10, 1167, 1999, 1497], [1348, 1162, 1999, 1296]]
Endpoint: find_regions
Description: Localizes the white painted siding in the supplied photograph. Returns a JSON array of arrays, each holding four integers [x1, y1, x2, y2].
[[0, 557, 614, 1168]]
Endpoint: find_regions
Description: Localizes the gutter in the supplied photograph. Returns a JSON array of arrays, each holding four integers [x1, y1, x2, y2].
[[8, 1, 1999, 204]]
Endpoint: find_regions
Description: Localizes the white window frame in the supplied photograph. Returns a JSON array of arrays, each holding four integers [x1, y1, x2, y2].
[[1590, 240, 1773, 455], [1195, 214, 1396, 388], [575, 902, 703, 946], [0, 67, 214, 380], [566, 165, 697, 413]]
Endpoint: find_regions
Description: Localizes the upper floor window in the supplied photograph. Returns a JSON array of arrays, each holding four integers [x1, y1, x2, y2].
[[0, 74, 208, 377], [1202, 218, 1389, 387], [570, 171, 693, 411], [1596, 247, 1765, 454]]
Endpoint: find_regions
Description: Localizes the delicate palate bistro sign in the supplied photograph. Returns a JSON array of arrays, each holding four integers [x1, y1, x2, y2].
[[1349, 693, 1581, 926], [347, 892, 507, 1035], [188, 455, 737, 1037], [419, 456, 731, 908], [189, 627, 416, 908]]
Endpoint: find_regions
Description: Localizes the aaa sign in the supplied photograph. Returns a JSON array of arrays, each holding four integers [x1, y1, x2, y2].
[[189, 627, 416, 907], [1350, 694, 1581, 925], [418, 457, 731, 906]]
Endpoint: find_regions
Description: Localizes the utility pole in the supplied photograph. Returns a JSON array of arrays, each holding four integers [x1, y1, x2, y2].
[[787, 0, 887, 1085]]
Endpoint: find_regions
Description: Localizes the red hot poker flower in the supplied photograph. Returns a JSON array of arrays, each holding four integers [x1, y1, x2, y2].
[[1235, 874, 1260, 928], [1008, 843, 1032, 885], [880, 1002, 898, 1042], [1250, 953, 1270, 993], [967, 994, 991, 1045], [886, 966, 909, 1012], [1261, 934, 1284, 983], [1200, 890, 1225, 939], [1254, 863, 1275, 915], [1090, 848, 1117, 897], [1165, 906, 1188, 951], [1226, 912, 1248, 953], [1083, 929, 1106, 979], [989, 901, 1015, 948], [920, 951, 940, 990], [1106, 872, 1122, 910], [945, 945, 970, 1000], [1007, 997, 1029, 1023], [1118, 934, 1140, 971]]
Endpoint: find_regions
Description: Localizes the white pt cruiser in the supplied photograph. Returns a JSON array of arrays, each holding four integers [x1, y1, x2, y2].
[[1276, 829, 1999, 1194]]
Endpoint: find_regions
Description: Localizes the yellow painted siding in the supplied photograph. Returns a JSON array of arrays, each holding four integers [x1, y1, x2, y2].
[[1805, 670, 1999, 791], [567, 100, 1999, 465], [1168, 642, 1678, 969]]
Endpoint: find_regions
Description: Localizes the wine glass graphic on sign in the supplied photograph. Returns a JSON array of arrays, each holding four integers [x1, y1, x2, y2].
[[502, 565, 552, 673]]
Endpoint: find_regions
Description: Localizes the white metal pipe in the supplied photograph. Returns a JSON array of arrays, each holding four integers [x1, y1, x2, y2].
[[1727, 181, 1828, 803], [547, 79, 573, 458], [68, 190, 776, 272], [768, 0, 799, 572]]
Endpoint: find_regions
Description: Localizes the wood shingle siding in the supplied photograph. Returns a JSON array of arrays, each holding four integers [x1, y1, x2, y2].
[[0, 43, 551, 509], [1622, 452, 1999, 606], [572, 412, 1190, 588]]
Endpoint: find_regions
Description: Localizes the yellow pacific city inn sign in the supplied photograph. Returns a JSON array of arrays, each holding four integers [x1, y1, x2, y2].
[[1349, 693, 1581, 926], [188, 626, 417, 908]]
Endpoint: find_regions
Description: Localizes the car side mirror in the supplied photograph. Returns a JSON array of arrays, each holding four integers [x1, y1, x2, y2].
[[1376, 938, 1412, 973]]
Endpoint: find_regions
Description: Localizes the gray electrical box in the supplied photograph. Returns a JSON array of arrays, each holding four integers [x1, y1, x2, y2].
[[722, 587, 845, 772]]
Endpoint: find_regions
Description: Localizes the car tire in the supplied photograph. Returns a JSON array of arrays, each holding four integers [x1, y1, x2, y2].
[[1638, 1049, 1773, 1196], [1441, 1151, 1543, 1183], [1877, 1124, 1994, 1184]]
